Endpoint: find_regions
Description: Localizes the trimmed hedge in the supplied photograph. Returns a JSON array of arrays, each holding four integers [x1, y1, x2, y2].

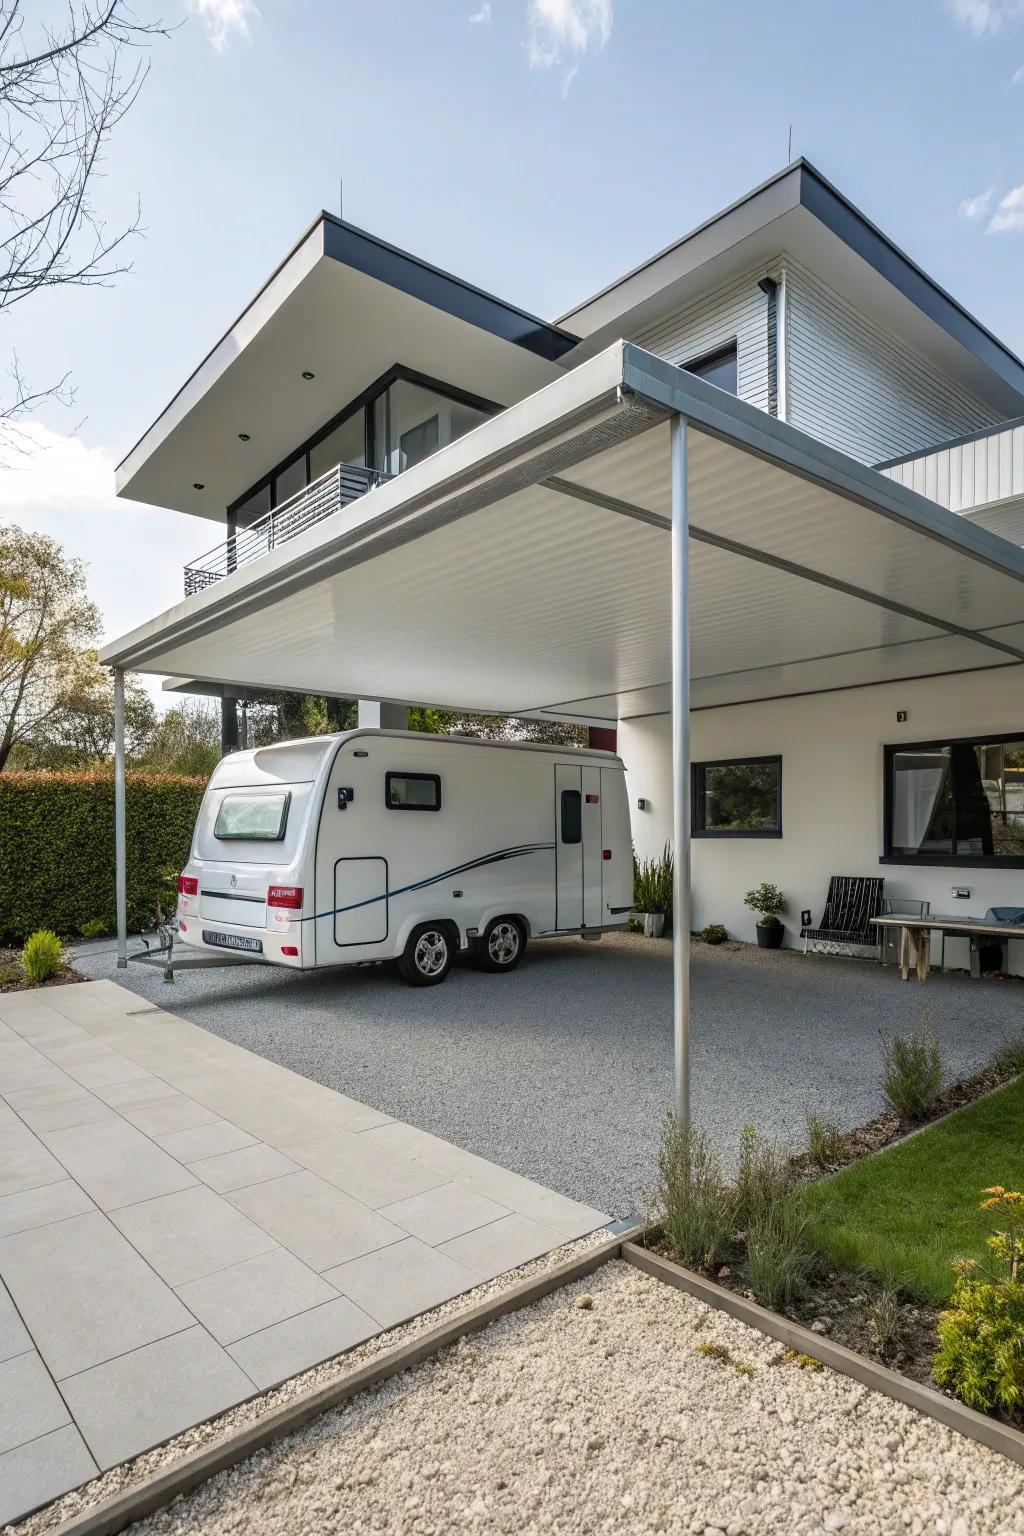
[[0, 771, 207, 943]]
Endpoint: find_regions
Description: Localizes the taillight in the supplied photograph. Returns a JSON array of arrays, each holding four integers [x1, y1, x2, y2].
[[281, 944, 298, 957], [267, 886, 303, 910], [178, 875, 198, 896]]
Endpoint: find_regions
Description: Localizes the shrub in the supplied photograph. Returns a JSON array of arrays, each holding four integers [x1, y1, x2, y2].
[[743, 882, 786, 927], [656, 1114, 735, 1272], [993, 1034, 1024, 1079], [865, 1281, 903, 1357], [0, 772, 206, 942], [934, 1187, 1024, 1420], [633, 844, 674, 922], [699, 923, 728, 945], [22, 930, 63, 984], [735, 1125, 792, 1228], [881, 1021, 944, 1122], [79, 918, 111, 941], [746, 1195, 813, 1310], [805, 1113, 844, 1169]]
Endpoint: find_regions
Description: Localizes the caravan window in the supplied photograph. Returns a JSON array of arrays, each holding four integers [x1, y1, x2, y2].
[[385, 772, 441, 812], [214, 792, 290, 841], [560, 789, 582, 844]]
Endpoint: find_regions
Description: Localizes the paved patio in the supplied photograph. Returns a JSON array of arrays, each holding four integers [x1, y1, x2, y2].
[[0, 980, 608, 1525]]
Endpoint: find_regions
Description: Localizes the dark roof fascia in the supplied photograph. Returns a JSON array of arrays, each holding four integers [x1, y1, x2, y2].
[[320, 214, 579, 364]]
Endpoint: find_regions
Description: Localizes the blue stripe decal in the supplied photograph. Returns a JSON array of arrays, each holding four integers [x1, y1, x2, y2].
[[307, 843, 555, 923]]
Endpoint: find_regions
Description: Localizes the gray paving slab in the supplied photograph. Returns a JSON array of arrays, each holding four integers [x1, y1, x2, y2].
[[0, 1118, 68, 1198], [452, 1164, 610, 1240], [227, 1295, 379, 1391], [188, 1142, 303, 1193], [59, 1325, 253, 1471], [324, 1236, 479, 1328], [59, 1053, 152, 1090], [38, 1118, 198, 1210], [175, 1247, 339, 1345], [227, 1170, 406, 1272], [280, 1129, 450, 1208], [91, 1074, 181, 1109], [437, 1212, 566, 1281], [377, 1181, 512, 1246], [0, 1349, 70, 1451], [0, 1179, 95, 1239], [109, 1186, 279, 1287], [120, 1094, 220, 1137], [0, 1280, 30, 1361], [0, 1210, 193, 1379], [0, 1425, 97, 1526], [9, 1089, 115, 1134], [156, 1119, 256, 1163]]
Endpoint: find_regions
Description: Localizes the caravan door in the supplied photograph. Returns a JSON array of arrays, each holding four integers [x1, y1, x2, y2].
[[554, 763, 603, 930]]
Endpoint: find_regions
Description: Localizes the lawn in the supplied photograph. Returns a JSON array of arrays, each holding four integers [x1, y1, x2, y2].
[[804, 1075, 1024, 1304]]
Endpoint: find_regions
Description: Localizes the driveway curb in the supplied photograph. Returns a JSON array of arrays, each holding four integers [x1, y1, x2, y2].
[[622, 1241, 1024, 1468], [50, 1229, 638, 1536]]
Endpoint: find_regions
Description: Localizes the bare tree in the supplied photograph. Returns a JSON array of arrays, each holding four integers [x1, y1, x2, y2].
[[0, 1, 166, 422]]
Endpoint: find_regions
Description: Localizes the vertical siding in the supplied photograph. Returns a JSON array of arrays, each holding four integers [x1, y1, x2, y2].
[[629, 261, 777, 414], [784, 259, 999, 464], [881, 421, 1024, 512]]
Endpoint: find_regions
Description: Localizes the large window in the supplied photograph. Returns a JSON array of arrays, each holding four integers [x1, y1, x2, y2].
[[683, 342, 738, 395], [214, 792, 290, 842], [885, 735, 1024, 866], [385, 772, 441, 812], [692, 756, 782, 837]]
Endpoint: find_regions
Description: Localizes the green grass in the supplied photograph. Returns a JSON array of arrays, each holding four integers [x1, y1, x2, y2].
[[804, 1076, 1024, 1304]]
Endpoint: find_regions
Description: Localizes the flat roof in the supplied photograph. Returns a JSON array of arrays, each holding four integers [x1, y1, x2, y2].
[[102, 341, 1024, 719]]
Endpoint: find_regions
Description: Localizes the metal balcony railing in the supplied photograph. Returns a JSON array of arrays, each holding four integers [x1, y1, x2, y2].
[[183, 462, 388, 596]]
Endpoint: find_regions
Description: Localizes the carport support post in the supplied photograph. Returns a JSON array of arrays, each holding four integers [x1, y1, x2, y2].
[[114, 667, 127, 968], [670, 413, 692, 1135]]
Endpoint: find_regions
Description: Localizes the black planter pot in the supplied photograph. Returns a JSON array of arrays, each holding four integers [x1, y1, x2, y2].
[[756, 922, 784, 949]]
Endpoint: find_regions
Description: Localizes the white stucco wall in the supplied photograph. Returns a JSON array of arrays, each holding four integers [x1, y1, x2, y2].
[[618, 668, 1024, 974]]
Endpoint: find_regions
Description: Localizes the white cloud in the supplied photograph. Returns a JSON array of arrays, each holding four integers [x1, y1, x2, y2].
[[989, 184, 1024, 231], [186, 0, 257, 52], [469, 2, 492, 21], [527, 0, 612, 68], [948, 0, 1024, 32], [0, 422, 202, 705], [1013, 61, 1024, 78], [958, 187, 994, 220], [560, 63, 579, 96]]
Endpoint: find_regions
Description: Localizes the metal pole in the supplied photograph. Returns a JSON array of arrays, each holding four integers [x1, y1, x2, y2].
[[670, 414, 691, 1133], [114, 667, 127, 969]]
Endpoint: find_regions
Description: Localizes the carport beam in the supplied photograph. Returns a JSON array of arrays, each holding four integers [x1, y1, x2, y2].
[[114, 666, 127, 968], [670, 413, 691, 1134]]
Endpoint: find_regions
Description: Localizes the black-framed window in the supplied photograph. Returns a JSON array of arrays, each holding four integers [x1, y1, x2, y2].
[[214, 791, 291, 842], [692, 756, 782, 837], [884, 734, 1024, 867], [683, 342, 738, 395], [560, 789, 582, 844], [385, 772, 441, 812]]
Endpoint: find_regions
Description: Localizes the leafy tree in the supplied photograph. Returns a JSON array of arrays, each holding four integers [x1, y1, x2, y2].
[[139, 698, 220, 778], [13, 649, 154, 767], [412, 709, 586, 747], [0, 525, 100, 770]]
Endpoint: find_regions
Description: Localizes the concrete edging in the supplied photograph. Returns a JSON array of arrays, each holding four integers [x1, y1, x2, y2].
[[49, 1230, 634, 1536], [622, 1240, 1024, 1468]]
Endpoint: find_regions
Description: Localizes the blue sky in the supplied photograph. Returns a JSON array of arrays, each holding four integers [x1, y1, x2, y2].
[[6, 0, 1024, 688]]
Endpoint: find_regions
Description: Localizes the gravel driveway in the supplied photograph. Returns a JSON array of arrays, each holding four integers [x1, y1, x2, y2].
[[75, 935, 1024, 1217], [125, 1261, 1024, 1536]]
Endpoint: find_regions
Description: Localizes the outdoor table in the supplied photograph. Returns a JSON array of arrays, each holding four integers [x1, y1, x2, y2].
[[871, 914, 1024, 982]]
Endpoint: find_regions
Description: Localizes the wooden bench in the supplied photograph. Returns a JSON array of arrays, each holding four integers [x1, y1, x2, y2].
[[871, 914, 1024, 981]]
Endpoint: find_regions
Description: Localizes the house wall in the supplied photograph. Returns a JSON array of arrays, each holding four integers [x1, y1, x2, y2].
[[783, 259, 999, 464], [630, 261, 777, 415], [619, 667, 1024, 974]]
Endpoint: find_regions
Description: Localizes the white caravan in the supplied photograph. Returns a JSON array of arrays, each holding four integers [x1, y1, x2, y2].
[[175, 730, 633, 986]]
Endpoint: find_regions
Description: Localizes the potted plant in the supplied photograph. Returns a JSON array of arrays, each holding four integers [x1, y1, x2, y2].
[[633, 845, 674, 939], [744, 882, 786, 949]]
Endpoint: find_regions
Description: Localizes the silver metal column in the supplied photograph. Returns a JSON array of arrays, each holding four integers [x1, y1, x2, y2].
[[114, 667, 127, 969], [670, 414, 692, 1132]]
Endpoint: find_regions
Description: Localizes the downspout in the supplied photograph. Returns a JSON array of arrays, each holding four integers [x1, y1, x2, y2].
[[757, 276, 781, 419]]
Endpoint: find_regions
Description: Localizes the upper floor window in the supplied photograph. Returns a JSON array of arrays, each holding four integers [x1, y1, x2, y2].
[[683, 342, 738, 395], [884, 735, 1024, 867]]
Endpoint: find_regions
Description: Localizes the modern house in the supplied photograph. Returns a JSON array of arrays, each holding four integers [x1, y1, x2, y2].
[[104, 160, 1024, 984]]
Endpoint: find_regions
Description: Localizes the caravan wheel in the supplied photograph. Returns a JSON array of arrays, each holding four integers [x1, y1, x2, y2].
[[398, 924, 454, 987], [474, 916, 526, 974]]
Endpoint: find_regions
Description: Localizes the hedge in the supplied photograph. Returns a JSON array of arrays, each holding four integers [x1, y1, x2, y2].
[[0, 771, 207, 943]]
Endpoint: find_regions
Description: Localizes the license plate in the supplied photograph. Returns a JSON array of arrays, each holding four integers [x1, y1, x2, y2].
[[202, 930, 263, 954]]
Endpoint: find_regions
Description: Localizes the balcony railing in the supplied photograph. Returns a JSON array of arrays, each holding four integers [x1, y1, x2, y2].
[[183, 462, 388, 596]]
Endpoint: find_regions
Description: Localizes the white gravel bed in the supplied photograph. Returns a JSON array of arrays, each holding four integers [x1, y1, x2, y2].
[[122, 1261, 1023, 1536], [6, 1233, 612, 1536]]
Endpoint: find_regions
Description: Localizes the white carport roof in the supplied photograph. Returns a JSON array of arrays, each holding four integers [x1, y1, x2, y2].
[[102, 342, 1024, 720]]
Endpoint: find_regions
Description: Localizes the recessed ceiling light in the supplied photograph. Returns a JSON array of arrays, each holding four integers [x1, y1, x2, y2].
[[193, 482, 205, 490], [238, 432, 250, 441], [302, 370, 315, 380]]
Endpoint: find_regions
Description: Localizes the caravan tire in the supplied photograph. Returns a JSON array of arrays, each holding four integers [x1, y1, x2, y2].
[[397, 924, 455, 987], [474, 916, 527, 974]]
